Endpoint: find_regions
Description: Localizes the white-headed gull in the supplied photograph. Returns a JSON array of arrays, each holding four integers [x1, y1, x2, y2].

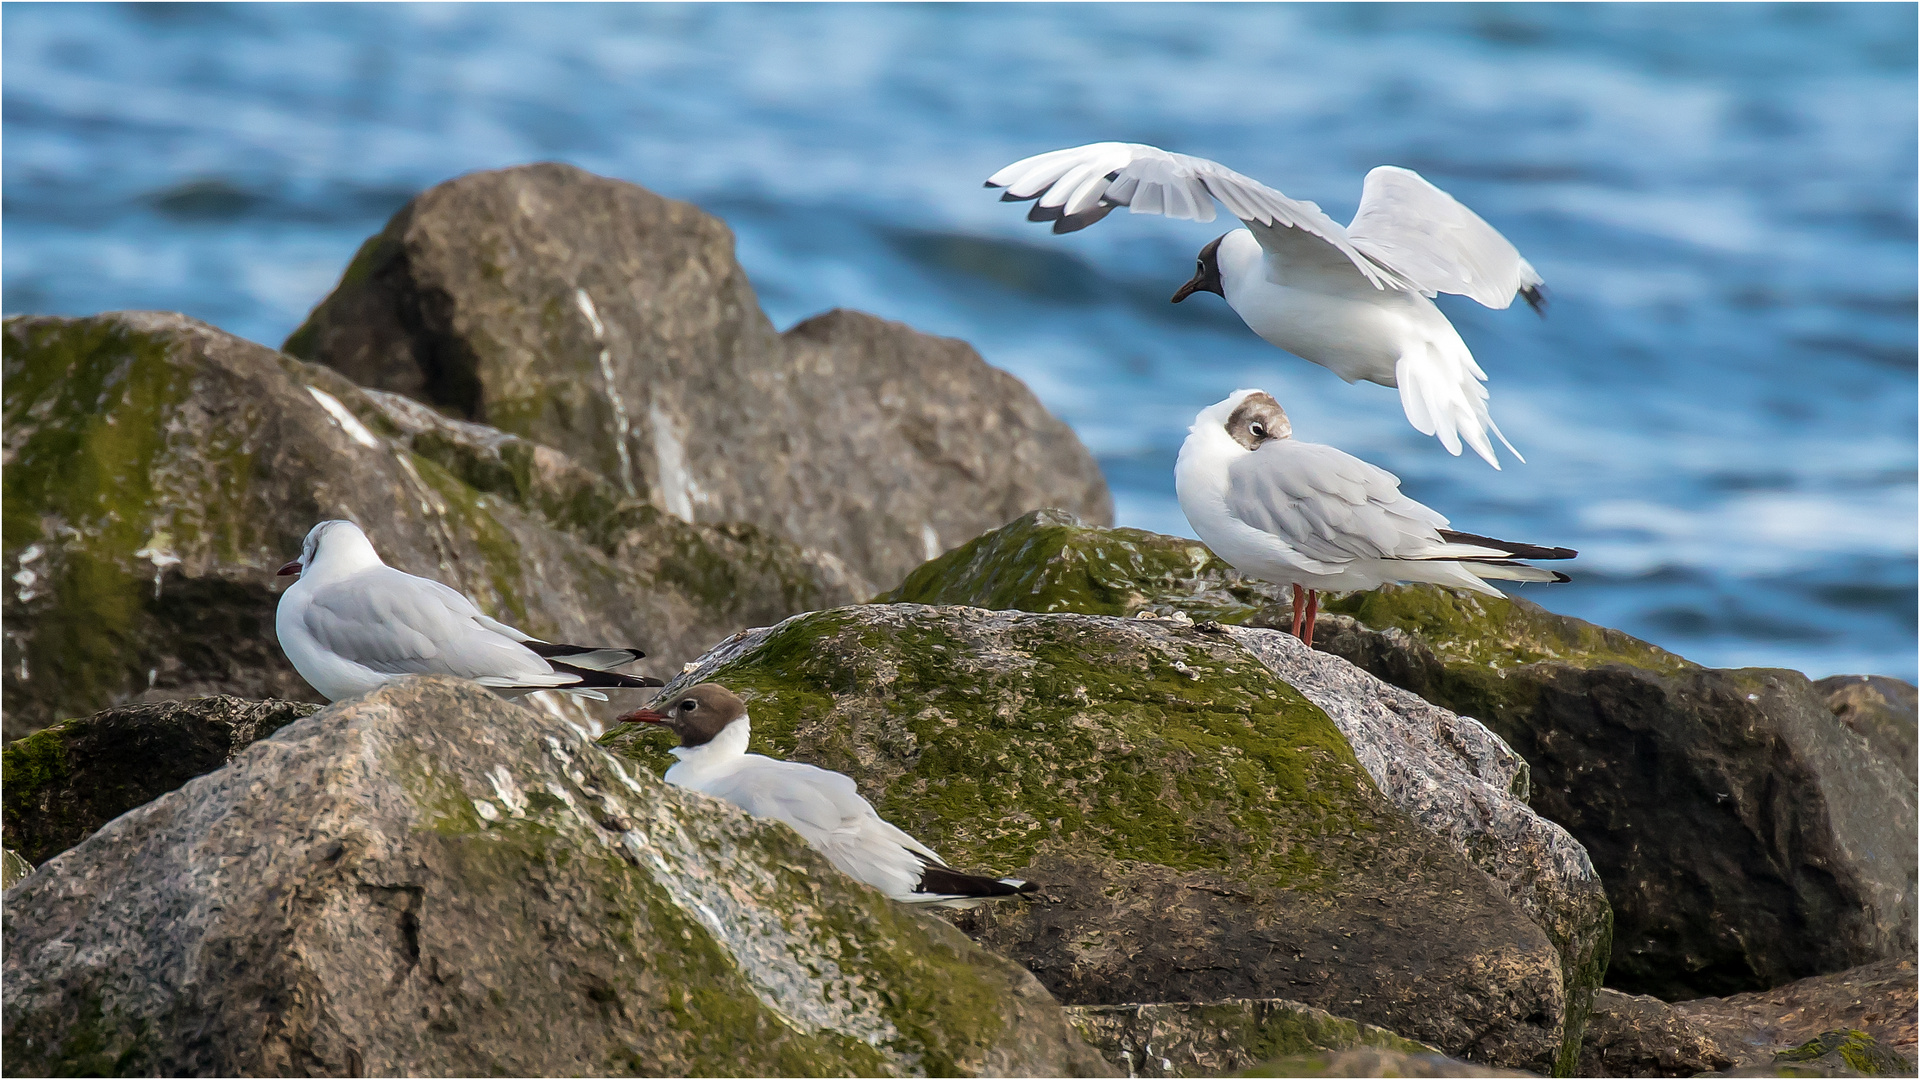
[[987, 142, 1545, 468], [619, 684, 1038, 908], [1176, 390, 1573, 646], [274, 520, 663, 702]]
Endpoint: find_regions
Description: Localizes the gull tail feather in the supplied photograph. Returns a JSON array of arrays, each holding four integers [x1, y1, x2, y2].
[[1394, 339, 1517, 470]]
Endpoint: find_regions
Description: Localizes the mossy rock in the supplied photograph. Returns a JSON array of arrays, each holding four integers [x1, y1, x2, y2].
[[3, 695, 320, 866], [2, 848, 31, 890], [2, 312, 862, 739], [1775, 1029, 1914, 1077], [1066, 997, 1439, 1078], [605, 604, 1570, 1073], [0, 677, 1112, 1077], [879, 510, 1915, 1005]]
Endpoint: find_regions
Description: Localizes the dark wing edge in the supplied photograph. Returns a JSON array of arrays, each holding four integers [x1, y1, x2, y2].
[[1437, 529, 1576, 561]]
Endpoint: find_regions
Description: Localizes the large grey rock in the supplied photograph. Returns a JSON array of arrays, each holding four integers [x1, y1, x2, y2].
[[886, 510, 1915, 1002], [2, 312, 862, 738], [1240, 1047, 1536, 1077], [3, 695, 319, 866], [283, 162, 1111, 591], [1064, 997, 1435, 1078], [0, 677, 1113, 1077], [1575, 989, 1736, 1077], [1313, 589, 1917, 1001], [607, 604, 1573, 1073]]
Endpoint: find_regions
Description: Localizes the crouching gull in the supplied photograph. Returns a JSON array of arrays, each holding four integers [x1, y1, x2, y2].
[[1176, 390, 1574, 648], [274, 520, 663, 702], [986, 142, 1545, 468], [619, 684, 1038, 908]]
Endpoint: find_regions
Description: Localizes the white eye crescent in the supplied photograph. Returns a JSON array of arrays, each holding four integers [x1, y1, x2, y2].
[[1249, 422, 1267, 439]]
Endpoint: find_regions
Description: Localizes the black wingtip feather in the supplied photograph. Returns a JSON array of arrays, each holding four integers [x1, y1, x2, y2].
[[525, 642, 645, 663], [1521, 284, 1548, 317], [1052, 202, 1117, 234], [1438, 529, 1577, 561], [547, 660, 666, 689], [913, 858, 1039, 899]]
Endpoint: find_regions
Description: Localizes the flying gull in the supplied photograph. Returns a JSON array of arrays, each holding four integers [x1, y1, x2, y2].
[[619, 683, 1038, 908], [274, 519, 663, 702], [987, 142, 1545, 468], [1176, 390, 1573, 647]]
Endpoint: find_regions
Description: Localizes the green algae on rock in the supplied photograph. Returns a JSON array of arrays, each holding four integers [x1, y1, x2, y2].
[[606, 604, 1571, 1074], [2, 312, 862, 738], [285, 163, 1111, 592], [2, 848, 31, 890], [2, 695, 320, 867], [1774, 1029, 1915, 1077], [0, 677, 1112, 1077], [1065, 997, 1438, 1078]]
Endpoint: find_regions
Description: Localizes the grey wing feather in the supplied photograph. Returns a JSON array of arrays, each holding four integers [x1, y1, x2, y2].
[[302, 568, 551, 680], [1345, 166, 1542, 308], [707, 760, 944, 864], [987, 142, 1409, 290], [1225, 441, 1452, 565]]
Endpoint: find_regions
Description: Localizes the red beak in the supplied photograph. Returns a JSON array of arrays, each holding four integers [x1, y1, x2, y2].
[[616, 708, 668, 725], [276, 560, 302, 577]]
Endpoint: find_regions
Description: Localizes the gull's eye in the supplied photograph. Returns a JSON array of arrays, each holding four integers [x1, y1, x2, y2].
[[1249, 422, 1267, 439], [679, 700, 696, 712]]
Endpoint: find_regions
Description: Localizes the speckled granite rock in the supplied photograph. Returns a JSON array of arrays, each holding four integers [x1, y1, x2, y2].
[[1677, 959, 1918, 1072], [284, 163, 1111, 591], [2, 312, 861, 738], [1575, 989, 1735, 1077], [0, 677, 1113, 1077], [1064, 997, 1435, 1078], [607, 604, 1574, 1073], [3, 695, 320, 866], [1239, 1046, 1536, 1077], [1813, 675, 1916, 786]]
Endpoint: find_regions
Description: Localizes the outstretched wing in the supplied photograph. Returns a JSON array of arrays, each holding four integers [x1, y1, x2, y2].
[[1345, 166, 1544, 310], [986, 142, 1408, 291]]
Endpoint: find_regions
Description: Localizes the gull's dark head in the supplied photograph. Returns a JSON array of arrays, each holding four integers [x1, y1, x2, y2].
[[1224, 390, 1291, 451], [1171, 233, 1229, 303], [616, 683, 747, 748]]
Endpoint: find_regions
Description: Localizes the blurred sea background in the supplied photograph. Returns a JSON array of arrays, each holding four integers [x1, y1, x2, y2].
[[5, 2, 1914, 680]]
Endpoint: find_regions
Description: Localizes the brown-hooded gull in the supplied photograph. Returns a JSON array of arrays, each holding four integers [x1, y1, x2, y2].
[[987, 142, 1545, 469], [619, 684, 1038, 908], [1176, 390, 1573, 646], [273, 520, 663, 702]]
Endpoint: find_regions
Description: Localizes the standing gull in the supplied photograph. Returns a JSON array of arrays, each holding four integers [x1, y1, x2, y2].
[[987, 142, 1544, 468], [620, 684, 1037, 908], [274, 520, 663, 702], [1175, 390, 1573, 647]]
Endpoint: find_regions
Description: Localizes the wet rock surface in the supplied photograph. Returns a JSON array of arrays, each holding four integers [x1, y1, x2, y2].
[[1064, 997, 1434, 1078], [1, 677, 1113, 1077], [284, 163, 1111, 591], [2, 695, 319, 866], [1575, 989, 1736, 1077], [608, 604, 1575, 1073], [1239, 1046, 1536, 1077], [891, 510, 1915, 1004], [2, 311, 863, 737]]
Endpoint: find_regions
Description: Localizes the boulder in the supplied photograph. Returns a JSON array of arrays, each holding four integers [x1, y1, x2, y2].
[[0, 677, 1113, 1077], [1239, 1047, 1536, 1077], [2, 311, 863, 738], [2, 849, 30, 889], [1575, 989, 1736, 1077], [1313, 588, 1917, 1000], [283, 162, 1111, 591], [1813, 676, 1916, 787], [1064, 997, 1435, 1077], [606, 604, 1574, 1073], [1674, 959, 1917, 1072], [1765, 1029, 1913, 1077], [890, 510, 1916, 1001], [3, 695, 319, 866]]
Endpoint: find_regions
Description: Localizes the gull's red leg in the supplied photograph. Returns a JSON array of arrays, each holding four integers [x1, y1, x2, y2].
[[1290, 583, 1306, 639], [1303, 590, 1321, 649]]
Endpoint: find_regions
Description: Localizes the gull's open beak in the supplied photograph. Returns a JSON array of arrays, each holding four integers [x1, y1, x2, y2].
[[616, 707, 668, 725], [276, 560, 302, 577]]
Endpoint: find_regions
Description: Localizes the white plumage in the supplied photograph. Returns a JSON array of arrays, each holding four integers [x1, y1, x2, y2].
[[988, 142, 1545, 468], [1175, 390, 1573, 644], [273, 520, 660, 702], [623, 685, 1035, 908]]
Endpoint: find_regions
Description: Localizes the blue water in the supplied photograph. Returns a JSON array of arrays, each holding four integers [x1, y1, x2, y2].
[[5, 3, 1915, 680]]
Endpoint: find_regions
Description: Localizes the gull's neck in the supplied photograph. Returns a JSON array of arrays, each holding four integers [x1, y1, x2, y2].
[[1216, 229, 1269, 299], [669, 715, 752, 769]]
